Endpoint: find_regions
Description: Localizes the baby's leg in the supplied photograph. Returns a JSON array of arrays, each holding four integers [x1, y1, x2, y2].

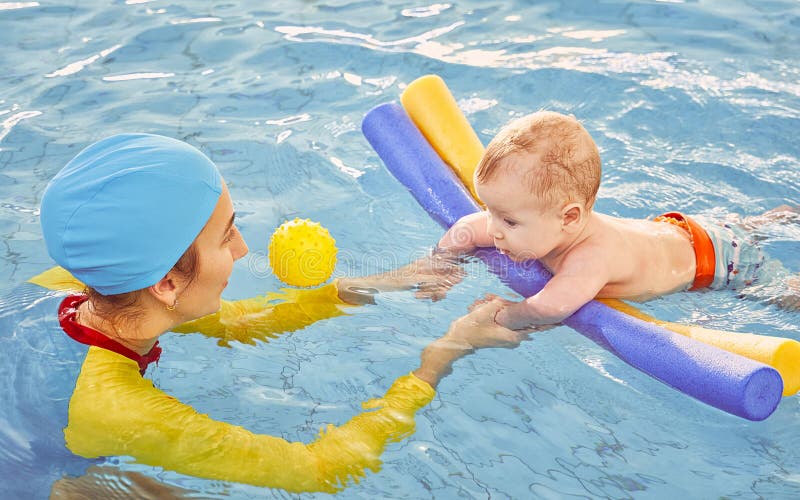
[[728, 205, 800, 236], [771, 274, 800, 311], [743, 205, 800, 230], [744, 268, 800, 312], [765, 204, 800, 215], [710, 207, 799, 309]]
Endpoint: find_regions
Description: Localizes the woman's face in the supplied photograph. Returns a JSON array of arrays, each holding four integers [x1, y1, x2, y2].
[[177, 182, 249, 319]]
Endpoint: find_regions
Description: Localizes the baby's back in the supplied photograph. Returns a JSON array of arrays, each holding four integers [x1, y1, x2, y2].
[[592, 214, 697, 301]]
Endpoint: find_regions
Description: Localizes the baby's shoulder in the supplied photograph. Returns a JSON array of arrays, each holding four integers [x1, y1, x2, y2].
[[560, 219, 630, 266], [559, 234, 613, 271]]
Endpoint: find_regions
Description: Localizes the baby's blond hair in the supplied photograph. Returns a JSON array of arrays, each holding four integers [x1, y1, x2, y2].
[[476, 111, 601, 210]]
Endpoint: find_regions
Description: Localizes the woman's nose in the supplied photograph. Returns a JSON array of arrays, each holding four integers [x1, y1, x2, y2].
[[234, 236, 249, 261]]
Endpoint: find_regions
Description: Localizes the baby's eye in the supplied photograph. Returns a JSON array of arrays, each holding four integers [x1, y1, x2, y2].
[[503, 218, 518, 228]]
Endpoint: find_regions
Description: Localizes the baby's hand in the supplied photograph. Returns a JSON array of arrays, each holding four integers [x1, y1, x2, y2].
[[471, 294, 555, 334], [437, 212, 489, 254], [467, 293, 514, 312]]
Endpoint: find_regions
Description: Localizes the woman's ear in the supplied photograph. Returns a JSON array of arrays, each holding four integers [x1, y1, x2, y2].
[[148, 275, 178, 308], [561, 203, 584, 231]]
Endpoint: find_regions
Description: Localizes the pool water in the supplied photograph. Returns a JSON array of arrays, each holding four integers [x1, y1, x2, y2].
[[2, 0, 800, 498]]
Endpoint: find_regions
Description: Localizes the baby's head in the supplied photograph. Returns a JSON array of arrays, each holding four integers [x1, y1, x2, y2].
[[473, 111, 601, 261], [476, 111, 601, 213]]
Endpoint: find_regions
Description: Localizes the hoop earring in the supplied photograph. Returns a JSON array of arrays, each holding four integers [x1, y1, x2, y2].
[[166, 298, 179, 311]]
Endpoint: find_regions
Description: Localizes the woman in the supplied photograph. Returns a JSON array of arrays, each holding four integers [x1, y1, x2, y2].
[[29, 133, 525, 493]]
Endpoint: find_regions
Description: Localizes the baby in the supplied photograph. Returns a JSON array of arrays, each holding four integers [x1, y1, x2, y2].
[[438, 111, 797, 330]]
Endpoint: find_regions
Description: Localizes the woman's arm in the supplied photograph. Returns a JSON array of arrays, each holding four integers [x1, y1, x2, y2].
[[414, 298, 529, 387], [64, 301, 523, 493], [65, 347, 434, 493], [29, 265, 462, 345], [336, 250, 465, 302], [171, 283, 352, 345]]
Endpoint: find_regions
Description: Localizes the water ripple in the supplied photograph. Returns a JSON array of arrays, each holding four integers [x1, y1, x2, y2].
[[2, 0, 800, 497], [401, 3, 452, 18], [0, 1, 38, 10], [101, 72, 175, 81], [274, 21, 465, 52], [0, 109, 41, 142], [44, 44, 122, 78]]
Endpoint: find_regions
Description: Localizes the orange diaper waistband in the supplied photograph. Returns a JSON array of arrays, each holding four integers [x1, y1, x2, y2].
[[653, 211, 715, 290]]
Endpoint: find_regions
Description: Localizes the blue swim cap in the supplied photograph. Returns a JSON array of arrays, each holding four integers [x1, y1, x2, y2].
[[40, 133, 223, 295]]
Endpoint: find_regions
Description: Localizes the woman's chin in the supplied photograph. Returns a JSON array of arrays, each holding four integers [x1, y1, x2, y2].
[[197, 300, 223, 319]]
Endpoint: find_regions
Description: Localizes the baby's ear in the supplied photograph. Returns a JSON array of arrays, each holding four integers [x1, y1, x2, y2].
[[561, 203, 584, 230]]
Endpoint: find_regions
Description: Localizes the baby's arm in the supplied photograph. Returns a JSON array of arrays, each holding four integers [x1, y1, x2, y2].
[[496, 252, 610, 330], [437, 211, 494, 254]]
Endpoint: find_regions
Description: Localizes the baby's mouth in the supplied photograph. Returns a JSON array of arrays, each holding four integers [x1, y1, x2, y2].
[[500, 249, 528, 262]]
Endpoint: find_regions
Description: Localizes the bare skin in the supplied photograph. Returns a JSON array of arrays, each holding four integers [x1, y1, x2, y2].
[[434, 110, 800, 330], [441, 163, 800, 329], [438, 164, 699, 330]]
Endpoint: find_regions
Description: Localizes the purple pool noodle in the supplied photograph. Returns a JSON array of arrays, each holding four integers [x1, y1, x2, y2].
[[361, 103, 475, 229], [362, 102, 782, 421]]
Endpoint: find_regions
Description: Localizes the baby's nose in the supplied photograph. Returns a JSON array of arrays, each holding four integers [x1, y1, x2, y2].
[[486, 220, 502, 239]]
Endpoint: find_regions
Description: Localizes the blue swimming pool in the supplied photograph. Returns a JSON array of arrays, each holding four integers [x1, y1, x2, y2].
[[2, 0, 799, 498]]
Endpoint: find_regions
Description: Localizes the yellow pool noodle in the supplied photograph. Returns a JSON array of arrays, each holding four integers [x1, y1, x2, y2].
[[400, 75, 485, 204], [600, 299, 800, 396], [400, 73, 800, 396]]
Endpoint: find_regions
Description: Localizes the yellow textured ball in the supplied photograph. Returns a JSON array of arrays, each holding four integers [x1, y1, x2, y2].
[[268, 218, 338, 287]]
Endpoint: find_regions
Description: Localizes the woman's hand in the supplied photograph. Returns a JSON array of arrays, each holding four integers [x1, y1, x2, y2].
[[405, 251, 466, 301], [412, 299, 532, 388], [336, 251, 465, 303], [445, 297, 531, 349]]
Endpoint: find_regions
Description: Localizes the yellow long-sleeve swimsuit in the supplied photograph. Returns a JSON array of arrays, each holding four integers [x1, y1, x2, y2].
[[30, 267, 435, 493]]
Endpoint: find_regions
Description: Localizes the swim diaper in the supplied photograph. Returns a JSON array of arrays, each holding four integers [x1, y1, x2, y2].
[[656, 211, 780, 291], [695, 214, 780, 290], [40, 134, 222, 295]]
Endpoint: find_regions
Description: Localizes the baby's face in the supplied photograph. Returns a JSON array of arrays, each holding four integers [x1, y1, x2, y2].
[[476, 172, 565, 262]]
